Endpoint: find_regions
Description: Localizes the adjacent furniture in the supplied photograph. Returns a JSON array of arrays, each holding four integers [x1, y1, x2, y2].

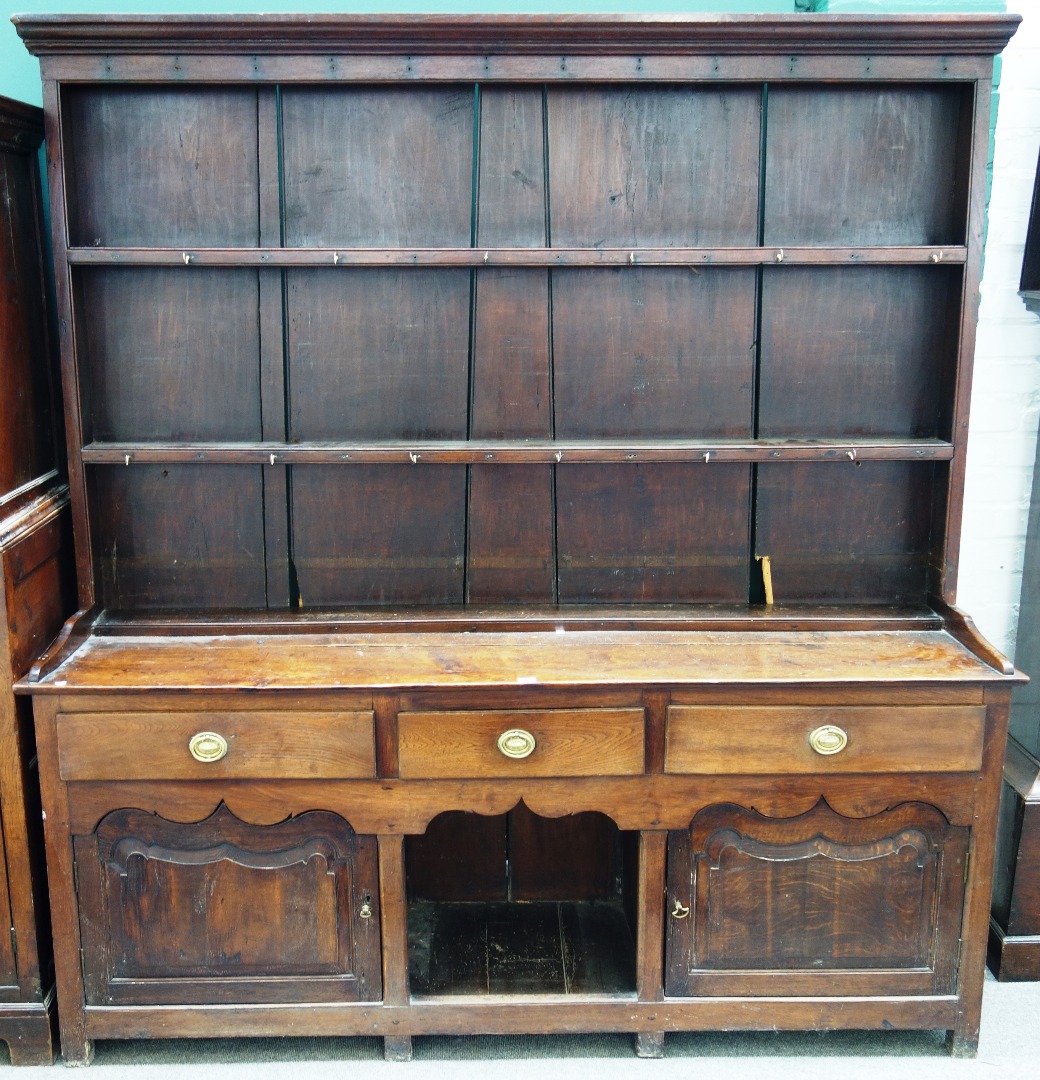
[[14, 13, 1021, 1063], [0, 94, 73, 1065]]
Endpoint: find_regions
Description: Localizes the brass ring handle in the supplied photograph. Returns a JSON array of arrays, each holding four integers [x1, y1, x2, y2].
[[808, 724, 848, 756], [188, 731, 229, 763], [497, 728, 536, 759], [672, 899, 690, 920]]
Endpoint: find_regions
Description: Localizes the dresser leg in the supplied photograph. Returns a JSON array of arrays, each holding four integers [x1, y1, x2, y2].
[[635, 1031, 665, 1057], [946, 1029, 979, 1058], [384, 1035, 412, 1061], [59, 1037, 94, 1067]]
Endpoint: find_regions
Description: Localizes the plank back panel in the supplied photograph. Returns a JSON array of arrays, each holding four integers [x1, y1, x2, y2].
[[764, 85, 968, 247], [557, 464, 751, 603], [291, 464, 466, 606], [548, 86, 761, 247], [287, 269, 470, 441], [758, 267, 956, 438], [755, 461, 935, 604], [92, 464, 267, 610], [281, 86, 474, 247], [553, 268, 757, 438], [64, 87, 260, 247], [78, 269, 263, 442]]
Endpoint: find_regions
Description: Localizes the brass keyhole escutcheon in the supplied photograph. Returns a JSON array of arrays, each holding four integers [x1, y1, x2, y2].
[[672, 899, 690, 919], [497, 728, 536, 759], [808, 724, 848, 756], [188, 731, 228, 763]]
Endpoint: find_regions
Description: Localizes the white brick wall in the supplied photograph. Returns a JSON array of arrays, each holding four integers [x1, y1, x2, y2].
[[958, 1, 1040, 659]]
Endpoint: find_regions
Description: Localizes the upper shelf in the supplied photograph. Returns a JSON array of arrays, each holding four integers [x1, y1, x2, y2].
[[67, 247, 968, 269]]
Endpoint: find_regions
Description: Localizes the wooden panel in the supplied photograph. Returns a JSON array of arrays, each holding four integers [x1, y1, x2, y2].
[[508, 805, 618, 901], [665, 705, 986, 775], [471, 270, 550, 438], [92, 465, 267, 610], [556, 464, 751, 602], [466, 465, 555, 603], [477, 87, 546, 248], [553, 268, 756, 438], [56, 710, 375, 781], [291, 464, 466, 606], [548, 86, 760, 247], [666, 801, 967, 997], [758, 267, 955, 438], [76, 806, 381, 1005], [406, 812, 508, 902], [0, 139, 57, 493], [79, 269, 263, 442], [281, 86, 474, 247], [755, 461, 935, 604], [398, 708, 645, 778], [287, 269, 470, 440], [64, 87, 260, 247], [764, 85, 967, 246]]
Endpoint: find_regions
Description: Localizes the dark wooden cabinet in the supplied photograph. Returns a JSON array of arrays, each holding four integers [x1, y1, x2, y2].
[[0, 94, 74, 1065], [13, 11, 1022, 1064]]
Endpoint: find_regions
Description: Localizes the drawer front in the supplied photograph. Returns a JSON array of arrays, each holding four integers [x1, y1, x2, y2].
[[56, 711, 376, 781], [398, 708, 645, 779], [664, 705, 986, 775]]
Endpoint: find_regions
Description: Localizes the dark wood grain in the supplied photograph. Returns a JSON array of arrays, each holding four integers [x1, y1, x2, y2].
[[755, 461, 935, 604], [78, 269, 262, 442], [64, 87, 260, 248], [287, 270, 470, 441], [290, 465, 466, 606], [764, 85, 968, 247], [92, 465, 267, 610], [556, 464, 751, 602], [281, 87, 474, 248], [548, 87, 760, 247], [758, 267, 956, 438], [552, 268, 756, 438]]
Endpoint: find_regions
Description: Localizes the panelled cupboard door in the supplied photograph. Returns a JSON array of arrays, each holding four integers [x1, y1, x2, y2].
[[73, 806, 381, 1005], [665, 800, 968, 998]]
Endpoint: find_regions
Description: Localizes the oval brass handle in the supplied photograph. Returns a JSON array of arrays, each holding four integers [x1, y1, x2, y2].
[[672, 899, 690, 920], [497, 728, 536, 759], [809, 724, 848, 756], [188, 731, 229, 763]]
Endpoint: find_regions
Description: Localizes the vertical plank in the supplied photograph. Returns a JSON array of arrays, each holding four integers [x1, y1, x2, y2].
[[477, 87, 546, 248], [557, 464, 751, 603], [406, 813, 507, 902], [636, 831, 667, 1004], [758, 267, 954, 437], [31, 697, 93, 1064], [63, 87, 260, 247], [287, 269, 470, 441], [80, 269, 263, 442], [764, 85, 967, 246], [281, 86, 473, 247], [92, 465, 268, 611], [44, 78, 94, 608], [755, 461, 934, 604], [508, 807, 616, 902], [291, 465, 466, 606], [378, 834, 412, 1060], [548, 86, 761, 247], [553, 268, 757, 438]]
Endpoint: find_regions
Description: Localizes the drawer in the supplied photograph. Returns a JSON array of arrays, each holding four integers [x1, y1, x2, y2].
[[664, 705, 986, 775], [56, 711, 376, 781], [398, 708, 645, 779]]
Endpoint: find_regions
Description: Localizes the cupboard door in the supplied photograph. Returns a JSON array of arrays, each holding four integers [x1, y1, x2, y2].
[[75, 806, 381, 1005], [665, 800, 967, 998]]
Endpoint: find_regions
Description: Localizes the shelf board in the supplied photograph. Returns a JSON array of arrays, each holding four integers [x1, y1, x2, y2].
[[80, 439, 955, 466], [66, 245, 968, 269]]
